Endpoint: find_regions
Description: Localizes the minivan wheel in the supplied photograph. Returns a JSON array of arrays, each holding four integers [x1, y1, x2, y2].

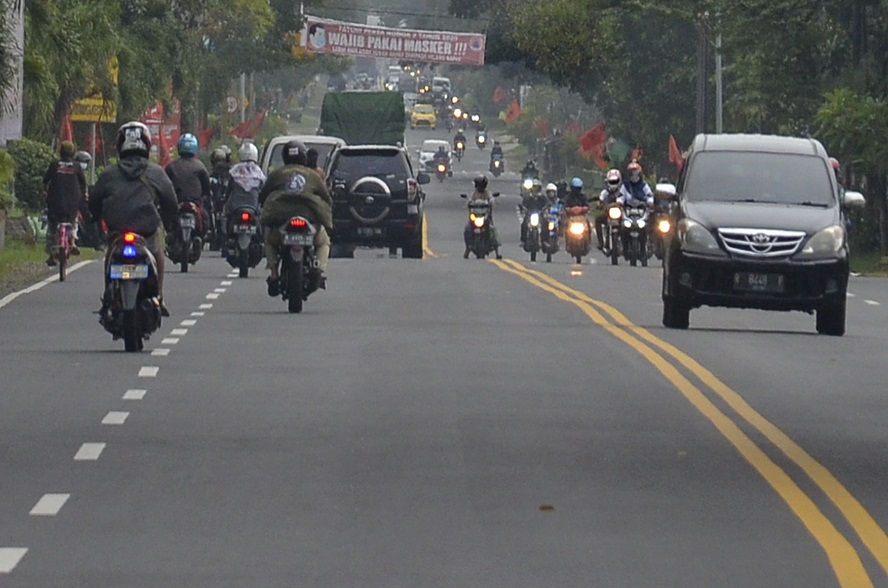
[[662, 296, 690, 329], [816, 298, 846, 336]]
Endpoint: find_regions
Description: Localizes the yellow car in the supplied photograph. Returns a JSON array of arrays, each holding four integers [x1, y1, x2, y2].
[[410, 103, 437, 130]]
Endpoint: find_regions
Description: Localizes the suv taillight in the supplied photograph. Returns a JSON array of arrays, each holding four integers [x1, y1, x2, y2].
[[407, 178, 418, 202]]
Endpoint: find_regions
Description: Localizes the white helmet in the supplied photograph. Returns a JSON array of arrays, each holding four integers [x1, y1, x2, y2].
[[545, 182, 558, 194], [606, 168, 622, 192], [116, 121, 152, 157], [238, 142, 258, 163]]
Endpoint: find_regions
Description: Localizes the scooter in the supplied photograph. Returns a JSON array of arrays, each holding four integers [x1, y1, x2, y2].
[[461, 192, 500, 259], [564, 205, 592, 264], [275, 216, 323, 314], [225, 206, 264, 278], [166, 201, 203, 273]]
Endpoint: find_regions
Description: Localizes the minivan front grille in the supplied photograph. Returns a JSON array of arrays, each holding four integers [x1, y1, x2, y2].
[[717, 228, 806, 258]]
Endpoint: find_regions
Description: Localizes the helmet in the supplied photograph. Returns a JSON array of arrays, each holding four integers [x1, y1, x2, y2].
[[438, 145, 446, 151], [473, 175, 488, 191], [531, 179, 543, 192], [526, 159, 535, 167], [73, 150, 91, 164], [238, 142, 258, 163], [116, 121, 151, 157], [545, 182, 558, 195], [282, 139, 307, 165], [59, 141, 76, 158], [569, 177, 584, 190], [606, 168, 622, 192], [627, 161, 642, 182], [177, 133, 198, 157], [494, 140, 500, 146], [210, 148, 227, 165], [220, 145, 232, 162]]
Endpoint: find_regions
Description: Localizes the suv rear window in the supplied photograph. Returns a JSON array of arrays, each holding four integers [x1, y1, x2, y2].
[[329, 150, 410, 179], [684, 152, 834, 206]]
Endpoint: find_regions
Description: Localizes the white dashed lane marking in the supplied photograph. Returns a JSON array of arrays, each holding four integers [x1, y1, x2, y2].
[[199, 303, 213, 310], [30, 494, 69, 516], [221, 281, 233, 286], [213, 288, 226, 293], [74, 443, 106, 461], [848, 292, 856, 298], [151, 348, 170, 357], [123, 389, 146, 400], [170, 329, 188, 336], [102, 412, 129, 425], [191, 312, 205, 317], [138, 366, 159, 378], [180, 319, 197, 326], [0, 548, 27, 573], [206, 293, 219, 299], [161, 337, 179, 345], [865, 299, 880, 306]]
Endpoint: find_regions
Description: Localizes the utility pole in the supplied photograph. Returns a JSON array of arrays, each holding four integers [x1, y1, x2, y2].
[[695, 18, 708, 135]]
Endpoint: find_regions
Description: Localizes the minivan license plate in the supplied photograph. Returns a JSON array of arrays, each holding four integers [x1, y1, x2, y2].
[[733, 272, 784, 293]]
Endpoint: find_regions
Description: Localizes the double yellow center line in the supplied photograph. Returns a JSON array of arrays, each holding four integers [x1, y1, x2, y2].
[[493, 258, 887, 587]]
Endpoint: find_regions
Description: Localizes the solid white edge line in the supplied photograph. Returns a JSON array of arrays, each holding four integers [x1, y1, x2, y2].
[[102, 411, 129, 425], [0, 260, 95, 310], [0, 548, 28, 573], [30, 493, 70, 516], [74, 443, 106, 461]]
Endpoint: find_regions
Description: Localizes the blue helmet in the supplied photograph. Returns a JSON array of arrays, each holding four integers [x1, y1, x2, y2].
[[177, 133, 199, 157], [570, 177, 584, 189]]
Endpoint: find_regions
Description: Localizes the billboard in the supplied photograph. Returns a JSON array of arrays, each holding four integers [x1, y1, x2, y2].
[[70, 57, 119, 123], [302, 17, 486, 66]]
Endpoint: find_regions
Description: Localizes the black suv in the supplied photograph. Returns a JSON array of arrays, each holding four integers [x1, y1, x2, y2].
[[326, 145, 430, 258], [662, 134, 865, 336]]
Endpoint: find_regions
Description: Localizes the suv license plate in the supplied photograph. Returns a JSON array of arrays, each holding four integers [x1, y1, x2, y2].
[[733, 272, 785, 293], [283, 233, 313, 246], [110, 264, 149, 280], [357, 227, 384, 237]]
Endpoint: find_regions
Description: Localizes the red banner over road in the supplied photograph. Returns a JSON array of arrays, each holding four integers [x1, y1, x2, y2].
[[302, 17, 486, 66]]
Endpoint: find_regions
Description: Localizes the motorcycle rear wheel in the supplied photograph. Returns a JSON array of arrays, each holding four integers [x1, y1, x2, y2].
[[238, 248, 249, 278], [122, 309, 143, 352], [287, 257, 304, 314]]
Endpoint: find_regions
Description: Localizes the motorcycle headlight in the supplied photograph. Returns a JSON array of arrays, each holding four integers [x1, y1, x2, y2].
[[608, 207, 622, 220], [623, 219, 632, 229], [529, 213, 540, 227], [636, 219, 646, 229], [478, 136, 486, 143], [569, 222, 586, 236], [677, 218, 723, 255], [456, 142, 463, 149], [548, 221, 556, 231], [437, 163, 446, 171], [473, 216, 485, 228], [798, 225, 845, 258], [658, 219, 672, 234], [522, 179, 534, 190]]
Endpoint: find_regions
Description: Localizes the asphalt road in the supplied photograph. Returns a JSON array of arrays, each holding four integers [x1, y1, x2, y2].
[[1, 127, 887, 587]]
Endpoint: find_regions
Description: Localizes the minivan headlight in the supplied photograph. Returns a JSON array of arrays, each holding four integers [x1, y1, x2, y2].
[[677, 218, 722, 254], [798, 225, 845, 258]]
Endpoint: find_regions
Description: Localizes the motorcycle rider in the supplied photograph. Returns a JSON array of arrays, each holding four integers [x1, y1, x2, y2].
[[165, 132, 212, 239], [463, 175, 502, 260], [544, 182, 559, 204], [209, 146, 232, 207], [89, 121, 178, 316], [520, 178, 548, 245], [259, 140, 333, 295], [453, 128, 467, 151], [433, 145, 449, 168], [305, 148, 325, 179], [224, 142, 266, 217], [595, 168, 625, 250], [42, 141, 88, 265], [520, 159, 539, 180], [564, 177, 589, 208], [617, 161, 654, 256]]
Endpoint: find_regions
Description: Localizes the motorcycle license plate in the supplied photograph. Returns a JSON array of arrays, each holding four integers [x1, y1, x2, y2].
[[283, 233, 313, 246], [180, 217, 196, 228], [110, 263, 149, 280], [234, 224, 257, 234], [733, 272, 785, 294]]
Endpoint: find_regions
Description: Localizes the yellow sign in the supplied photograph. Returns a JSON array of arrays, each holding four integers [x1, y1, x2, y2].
[[70, 57, 119, 123]]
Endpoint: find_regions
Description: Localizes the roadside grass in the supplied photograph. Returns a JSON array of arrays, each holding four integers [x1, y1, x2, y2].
[[850, 251, 888, 277], [0, 238, 47, 282]]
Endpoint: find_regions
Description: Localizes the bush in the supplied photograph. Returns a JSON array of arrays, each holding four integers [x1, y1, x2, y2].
[[7, 139, 55, 212], [0, 148, 13, 211]]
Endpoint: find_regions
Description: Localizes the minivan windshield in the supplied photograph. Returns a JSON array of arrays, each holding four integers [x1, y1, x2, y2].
[[684, 152, 835, 206]]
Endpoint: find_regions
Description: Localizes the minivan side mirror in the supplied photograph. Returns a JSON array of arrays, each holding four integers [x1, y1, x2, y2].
[[416, 172, 431, 185], [843, 190, 865, 209], [656, 183, 677, 199]]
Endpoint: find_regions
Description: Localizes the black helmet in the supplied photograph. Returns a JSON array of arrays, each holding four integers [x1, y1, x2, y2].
[[210, 148, 227, 165], [473, 175, 488, 191], [282, 139, 307, 165]]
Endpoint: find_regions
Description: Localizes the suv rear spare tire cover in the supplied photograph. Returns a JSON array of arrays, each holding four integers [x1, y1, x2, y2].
[[349, 176, 392, 224]]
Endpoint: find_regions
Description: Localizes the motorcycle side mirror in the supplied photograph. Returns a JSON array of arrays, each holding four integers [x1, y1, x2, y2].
[[459, 193, 469, 199], [492, 192, 501, 198], [655, 183, 677, 199], [416, 172, 431, 185], [843, 190, 865, 209]]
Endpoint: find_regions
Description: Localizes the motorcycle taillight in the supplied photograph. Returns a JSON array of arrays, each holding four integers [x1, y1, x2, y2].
[[123, 232, 137, 244], [407, 178, 418, 201], [241, 211, 252, 223], [289, 218, 308, 228]]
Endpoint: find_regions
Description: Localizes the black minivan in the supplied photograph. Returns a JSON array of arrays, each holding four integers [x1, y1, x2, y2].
[[662, 134, 865, 336]]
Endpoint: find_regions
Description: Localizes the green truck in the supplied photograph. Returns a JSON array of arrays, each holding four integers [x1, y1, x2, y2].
[[319, 91, 406, 146]]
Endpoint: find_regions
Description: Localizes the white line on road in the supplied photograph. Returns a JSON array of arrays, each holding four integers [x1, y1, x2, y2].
[[206, 293, 220, 299], [221, 281, 233, 286], [170, 328, 188, 336], [213, 288, 226, 293], [151, 348, 170, 357], [0, 261, 95, 310], [138, 366, 159, 378], [848, 292, 856, 298], [865, 299, 880, 306], [227, 273, 238, 278], [180, 319, 197, 326], [199, 303, 213, 309], [30, 493, 69, 516], [190, 312, 205, 317], [74, 443, 106, 461], [123, 389, 146, 400], [161, 338, 179, 345], [102, 411, 129, 425], [0, 548, 27, 573]]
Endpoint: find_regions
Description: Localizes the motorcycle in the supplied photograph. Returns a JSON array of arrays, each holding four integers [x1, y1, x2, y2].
[[650, 198, 672, 263], [166, 201, 204, 273], [490, 153, 504, 177], [208, 176, 228, 252], [519, 205, 544, 262], [622, 205, 651, 267], [454, 140, 465, 161], [475, 131, 487, 150], [540, 200, 562, 263], [461, 192, 499, 259], [51, 221, 75, 282], [275, 216, 322, 314], [603, 203, 623, 266], [435, 161, 449, 182], [99, 231, 162, 352], [564, 205, 592, 264], [225, 206, 264, 278]]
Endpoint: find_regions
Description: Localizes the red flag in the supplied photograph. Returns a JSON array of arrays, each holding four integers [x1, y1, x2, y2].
[[578, 122, 607, 152], [631, 147, 643, 161], [492, 86, 506, 104], [229, 117, 252, 140], [59, 112, 74, 144], [197, 125, 216, 149], [591, 144, 609, 170], [504, 100, 521, 124], [157, 129, 171, 167], [668, 135, 684, 170], [246, 109, 267, 138]]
